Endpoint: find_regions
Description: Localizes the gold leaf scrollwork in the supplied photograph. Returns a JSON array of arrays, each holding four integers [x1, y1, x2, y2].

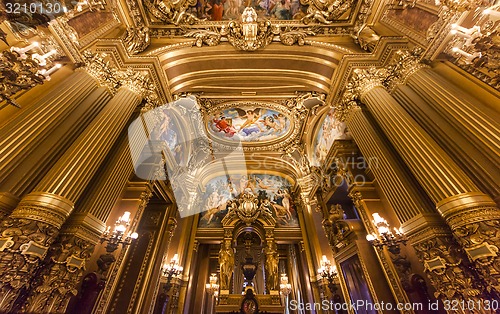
[[183, 8, 316, 50], [183, 28, 222, 47], [123, 26, 151, 55]]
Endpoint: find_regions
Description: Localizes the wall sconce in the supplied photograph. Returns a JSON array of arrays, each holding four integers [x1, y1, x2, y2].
[[318, 255, 338, 293], [100, 211, 138, 253], [366, 213, 407, 254], [206, 273, 220, 298], [161, 254, 183, 292]]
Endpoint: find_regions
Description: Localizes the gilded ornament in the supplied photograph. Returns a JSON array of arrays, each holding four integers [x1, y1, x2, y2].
[[300, 0, 354, 24], [123, 26, 151, 55], [351, 24, 380, 52], [0, 50, 46, 108], [183, 8, 316, 50], [80, 50, 119, 93], [144, 0, 200, 25]]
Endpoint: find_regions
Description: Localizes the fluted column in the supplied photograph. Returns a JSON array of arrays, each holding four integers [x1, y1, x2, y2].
[[0, 52, 120, 218], [0, 70, 98, 217], [22, 123, 136, 313], [0, 70, 150, 312], [342, 67, 500, 295], [346, 106, 485, 304], [389, 51, 500, 204]]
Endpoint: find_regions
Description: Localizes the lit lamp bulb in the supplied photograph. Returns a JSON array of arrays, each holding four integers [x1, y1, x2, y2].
[[38, 64, 62, 81], [11, 42, 40, 59], [32, 49, 57, 66], [131, 232, 138, 239], [366, 233, 376, 241], [451, 47, 481, 63], [483, 8, 500, 18]]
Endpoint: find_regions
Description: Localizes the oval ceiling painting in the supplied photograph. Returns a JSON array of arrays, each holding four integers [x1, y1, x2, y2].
[[208, 106, 291, 142]]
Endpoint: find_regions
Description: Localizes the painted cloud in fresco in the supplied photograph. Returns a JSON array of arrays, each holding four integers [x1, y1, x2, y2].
[[208, 107, 291, 142], [197, 174, 299, 228]]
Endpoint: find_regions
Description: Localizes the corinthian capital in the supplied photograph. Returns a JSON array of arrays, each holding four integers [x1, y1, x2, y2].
[[386, 48, 428, 88], [118, 68, 155, 98], [80, 50, 119, 93], [350, 67, 390, 97], [440, 0, 488, 12], [334, 67, 388, 121]]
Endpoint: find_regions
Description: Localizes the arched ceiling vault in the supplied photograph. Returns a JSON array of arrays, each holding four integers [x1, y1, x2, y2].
[[158, 44, 343, 96]]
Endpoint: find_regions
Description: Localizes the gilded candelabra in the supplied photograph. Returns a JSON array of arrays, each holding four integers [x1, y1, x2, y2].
[[366, 213, 407, 254], [206, 273, 220, 297], [318, 255, 338, 293], [161, 254, 183, 292], [1, 41, 61, 108], [100, 211, 138, 253]]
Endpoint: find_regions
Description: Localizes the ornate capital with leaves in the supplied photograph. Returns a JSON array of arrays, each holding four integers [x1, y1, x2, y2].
[[80, 51, 119, 93]]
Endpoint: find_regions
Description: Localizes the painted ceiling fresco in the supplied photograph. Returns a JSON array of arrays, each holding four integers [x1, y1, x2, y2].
[[208, 107, 291, 143], [184, 0, 352, 22], [198, 174, 299, 228], [150, 109, 183, 164], [312, 108, 347, 166]]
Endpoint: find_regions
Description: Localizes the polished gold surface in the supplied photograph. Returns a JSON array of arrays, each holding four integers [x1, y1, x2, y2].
[[0, 0, 499, 312]]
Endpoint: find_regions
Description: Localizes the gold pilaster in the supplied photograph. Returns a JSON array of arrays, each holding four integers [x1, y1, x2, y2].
[[20, 125, 136, 313], [342, 67, 500, 296], [0, 192, 19, 219], [392, 85, 500, 204], [346, 106, 435, 222]]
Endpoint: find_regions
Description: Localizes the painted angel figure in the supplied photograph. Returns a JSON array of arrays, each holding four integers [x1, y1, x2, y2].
[[234, 108, 267, 130]]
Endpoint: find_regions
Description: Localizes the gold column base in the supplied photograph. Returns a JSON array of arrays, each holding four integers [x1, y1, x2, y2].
[[23, 230, 97, 314], [11, 191, 74, 229], [0, 192, 74, 312], [0, 192, 19, 219], [407, 221, 487, 303], [437, 192, 500, 294]]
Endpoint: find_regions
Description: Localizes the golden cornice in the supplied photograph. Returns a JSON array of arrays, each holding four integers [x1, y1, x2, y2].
[[326, 37, 408, 105], [93, 40, 171, 103]]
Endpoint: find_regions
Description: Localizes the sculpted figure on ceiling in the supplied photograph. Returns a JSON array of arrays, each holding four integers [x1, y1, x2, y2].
[[145, 0, 201, 24], [300, 0, 354, 24]]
